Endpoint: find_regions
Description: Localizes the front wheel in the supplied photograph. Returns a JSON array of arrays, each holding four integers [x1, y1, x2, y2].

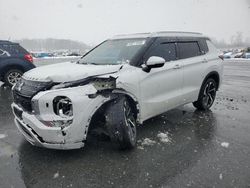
[[4, 69, 23, 87], [193, 78, 217, 110], [105, 96, 137, 149]]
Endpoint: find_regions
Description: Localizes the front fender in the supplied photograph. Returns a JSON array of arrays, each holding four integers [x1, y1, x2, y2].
[[32, 85, 112, 143]]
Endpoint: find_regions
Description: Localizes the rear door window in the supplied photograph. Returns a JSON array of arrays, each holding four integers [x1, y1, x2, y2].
[[177, 42, 201, 59], [0, 49, 5, 56], [146, 43, 177, 62], [0, 48, 10, 57], [1, 44, 28, 55]]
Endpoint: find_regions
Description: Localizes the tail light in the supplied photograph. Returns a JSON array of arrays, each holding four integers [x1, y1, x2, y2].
[[24, 54, 33, 63]]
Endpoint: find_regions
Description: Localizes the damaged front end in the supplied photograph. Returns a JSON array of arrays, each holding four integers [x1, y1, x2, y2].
[[11, 75, 134, 149]]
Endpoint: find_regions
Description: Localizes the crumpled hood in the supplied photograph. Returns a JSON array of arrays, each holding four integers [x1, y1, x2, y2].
[[23, 62, 122, 82]]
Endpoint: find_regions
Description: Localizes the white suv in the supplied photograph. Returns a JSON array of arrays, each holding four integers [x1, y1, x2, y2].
[[11, 32, 223, 150]]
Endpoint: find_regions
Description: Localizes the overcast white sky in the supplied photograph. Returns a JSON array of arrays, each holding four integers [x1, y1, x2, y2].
[[0, 0, 249, 45]]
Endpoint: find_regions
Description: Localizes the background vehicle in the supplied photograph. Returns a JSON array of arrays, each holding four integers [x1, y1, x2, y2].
[[12, 32, 223, 150], [222, 52, 233, 59], [0, 40, 35, 86], [234, 52, 244, 58], [243, 52, 250, 59]]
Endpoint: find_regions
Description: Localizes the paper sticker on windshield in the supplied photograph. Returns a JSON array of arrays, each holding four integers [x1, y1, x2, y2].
[[126, 40, 146, 46]]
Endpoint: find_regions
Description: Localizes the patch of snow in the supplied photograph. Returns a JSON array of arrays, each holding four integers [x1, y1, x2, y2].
[[219, 173, 223, 180], [0, 81, 4, 87], [224, 58, 250, 63], [141, 138, 156, 146], [137, 146, 144, 150], [157, 132, 172, 143], [221, 142, 229, 148], [0, 134, 6, 139], [137, 139, 142, 143], [53, 172, 59, 179]]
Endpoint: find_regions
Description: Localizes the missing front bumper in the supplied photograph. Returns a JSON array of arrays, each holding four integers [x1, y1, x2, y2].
[[14, 118, 84, 150]]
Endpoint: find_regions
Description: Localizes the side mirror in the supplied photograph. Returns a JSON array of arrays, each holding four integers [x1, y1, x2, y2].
[[142, 56, 165, 72]]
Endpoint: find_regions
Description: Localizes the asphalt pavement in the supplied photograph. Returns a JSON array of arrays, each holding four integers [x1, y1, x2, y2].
[[0, 60, 250, 188]]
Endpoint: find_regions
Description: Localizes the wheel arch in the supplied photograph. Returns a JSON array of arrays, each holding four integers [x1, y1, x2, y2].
[[195, 71, 220, 102], [112, 90, 140, 121], [1, 64, 24, 77], [88, 91, 140, 134], [193, 71, 219, 110], [202, 71, 220, 90]]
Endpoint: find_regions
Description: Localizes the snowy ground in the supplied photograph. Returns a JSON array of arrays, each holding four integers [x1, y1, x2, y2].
[[224, 58, 250, 63], [0, 61, 250, 187]]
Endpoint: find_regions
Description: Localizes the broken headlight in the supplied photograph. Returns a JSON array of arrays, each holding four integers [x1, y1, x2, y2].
[[31, 98, 40, 114], [53, 96, 73, 117], [91, 78, 116, 91]]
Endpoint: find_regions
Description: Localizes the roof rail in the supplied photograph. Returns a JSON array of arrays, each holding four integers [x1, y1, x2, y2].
[[114, 32, 150, 37], [154, 31, 202, 35], [111, 31, 205, 39]]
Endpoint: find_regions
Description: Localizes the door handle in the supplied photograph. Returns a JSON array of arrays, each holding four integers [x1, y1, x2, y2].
[[173, 64, 181, 69]]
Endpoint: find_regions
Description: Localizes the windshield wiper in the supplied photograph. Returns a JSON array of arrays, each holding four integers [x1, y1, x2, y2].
[[77, 61, 100, 65], [86, 62, 101, 65]]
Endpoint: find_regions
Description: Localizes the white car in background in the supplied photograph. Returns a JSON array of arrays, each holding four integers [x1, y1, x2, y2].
[[243, 52, 250, 59], [11, 31, 223, 150]]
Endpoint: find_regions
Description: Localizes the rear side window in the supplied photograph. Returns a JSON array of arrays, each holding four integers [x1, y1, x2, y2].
[[0, 49, 5, 56], [177, 42, 201, 59], [198, 39, 209, 54], [146, 43, 177, 62], [1, 44, 28, 55]]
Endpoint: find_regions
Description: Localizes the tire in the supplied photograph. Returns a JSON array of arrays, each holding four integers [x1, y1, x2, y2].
[[4, 69, 23, 87], [193, 78, 217, 110], [105, 96, 137, 149]]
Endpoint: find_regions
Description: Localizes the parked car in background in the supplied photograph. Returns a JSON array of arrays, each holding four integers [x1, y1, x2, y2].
[[0, 40, 35, 86], [32, 52, 54, 58], [243, 53, 250, 59], [222, 52, 233, 59], [234, 52, 244, 58], [67, 52, 81, 57], [11, 32, 223, 150]]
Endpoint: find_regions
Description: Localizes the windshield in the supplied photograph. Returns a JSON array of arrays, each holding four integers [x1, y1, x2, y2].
[[78, 39, 147, 65]]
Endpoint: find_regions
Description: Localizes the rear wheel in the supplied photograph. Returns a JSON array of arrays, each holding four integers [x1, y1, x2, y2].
[[193, 78, 217, 110], [105, 96, 137, 149], [4, 69, 23, 86]]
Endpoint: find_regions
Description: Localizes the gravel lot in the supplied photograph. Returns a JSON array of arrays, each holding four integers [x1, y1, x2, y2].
[[0, 60, 250, 188]]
